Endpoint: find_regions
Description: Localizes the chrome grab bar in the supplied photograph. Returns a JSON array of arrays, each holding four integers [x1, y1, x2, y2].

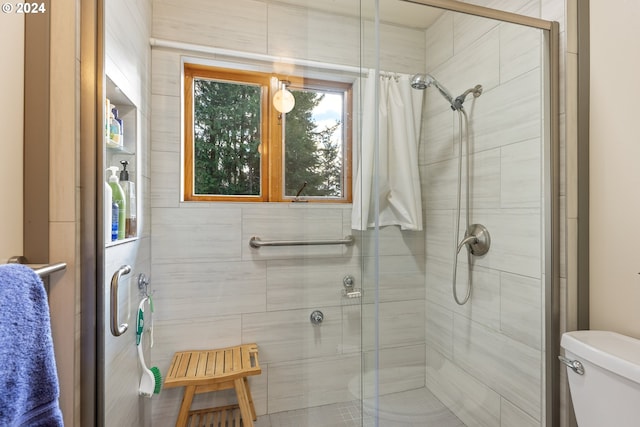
[[249, 235, 355, 249], [110, 265, 131, 337], [558, 355, 585, 375]]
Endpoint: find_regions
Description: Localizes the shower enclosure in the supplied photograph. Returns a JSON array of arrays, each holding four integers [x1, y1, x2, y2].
[[84, 0, 559, 425]]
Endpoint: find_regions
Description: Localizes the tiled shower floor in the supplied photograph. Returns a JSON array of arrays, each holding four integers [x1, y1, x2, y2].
[[254, 387, 465, 427]]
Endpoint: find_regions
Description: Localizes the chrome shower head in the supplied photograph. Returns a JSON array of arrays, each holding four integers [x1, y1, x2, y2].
[[410, 73, 434, 90], [410, 73, 458, 110], [411, 74, 483, 111]]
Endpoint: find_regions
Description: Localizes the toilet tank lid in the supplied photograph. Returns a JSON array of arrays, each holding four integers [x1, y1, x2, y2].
[[561, 330, 640, 384]]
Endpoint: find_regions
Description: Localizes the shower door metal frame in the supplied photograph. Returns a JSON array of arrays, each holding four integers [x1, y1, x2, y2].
[[401, 1, 561, 425], [79, 0, 104, 424]]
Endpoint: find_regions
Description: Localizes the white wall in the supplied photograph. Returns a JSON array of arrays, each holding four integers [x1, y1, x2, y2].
[[0, 14, 24, 262], [589, 0, 640, 337]]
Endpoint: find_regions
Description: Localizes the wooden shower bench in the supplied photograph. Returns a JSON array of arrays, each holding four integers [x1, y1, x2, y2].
[[164, 343, 261, 427]]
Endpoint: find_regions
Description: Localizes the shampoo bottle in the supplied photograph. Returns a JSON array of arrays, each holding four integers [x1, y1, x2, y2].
[[109, 105, 121, 147], [119, 160, 137, 238], [105, 181, 112, 243], [112, 106, 124, 145], [107, 167, 126, 240], [111, 203, 119, 241]]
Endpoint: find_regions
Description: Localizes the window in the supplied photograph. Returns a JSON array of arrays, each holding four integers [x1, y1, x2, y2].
[[183, 64, 352, 202]]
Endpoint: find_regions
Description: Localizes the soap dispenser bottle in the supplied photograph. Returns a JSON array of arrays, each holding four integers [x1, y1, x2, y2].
[[119, 160, 137, 238], [107, 166, 126, 240]]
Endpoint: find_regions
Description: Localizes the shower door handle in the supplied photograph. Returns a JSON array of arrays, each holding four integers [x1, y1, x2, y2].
[[110, 264, 132, 336]]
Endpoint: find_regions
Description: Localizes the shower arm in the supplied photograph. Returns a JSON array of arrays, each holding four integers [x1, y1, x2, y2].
[[454, 85, 483, 109]]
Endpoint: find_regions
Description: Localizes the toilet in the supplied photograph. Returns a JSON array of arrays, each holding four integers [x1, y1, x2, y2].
[[561, 330, 640, 427]]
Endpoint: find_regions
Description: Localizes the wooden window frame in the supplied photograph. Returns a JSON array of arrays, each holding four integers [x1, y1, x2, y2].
[[183, 63, 352, 203]]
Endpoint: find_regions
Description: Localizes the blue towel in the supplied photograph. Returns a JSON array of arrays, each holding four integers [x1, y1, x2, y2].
[[0, 264, 64, 426]]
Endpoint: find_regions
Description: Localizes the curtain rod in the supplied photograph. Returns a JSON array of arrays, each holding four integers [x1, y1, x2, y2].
[[150, 38, 365, 75]]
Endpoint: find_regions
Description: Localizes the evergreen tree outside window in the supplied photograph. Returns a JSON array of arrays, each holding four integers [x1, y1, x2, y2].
[[183, 64, 352, 203]]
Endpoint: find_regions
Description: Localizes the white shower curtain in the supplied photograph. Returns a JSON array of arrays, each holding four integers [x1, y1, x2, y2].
[[352, 69, 424, 231]]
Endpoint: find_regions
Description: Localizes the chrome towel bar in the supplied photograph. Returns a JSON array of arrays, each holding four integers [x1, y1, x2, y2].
[[7, 256, 67, 278], [249, 235, 355, 249], [32, 263, 67, 278]]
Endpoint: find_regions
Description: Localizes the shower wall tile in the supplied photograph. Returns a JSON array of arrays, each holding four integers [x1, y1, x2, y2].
[[473, 68, 541, 153], [425, 12, 454, 71], [152, 206, 243, 262], [361, 255, 426, 304], [425, 302, 453, 359], [421, 158, 458, 210], [378, 23, 427, 74], [351, 301, 425, 352], [452, 9, 499, 55], [267, 353, 361, 413], [150, 151, 180, 207], [501, 397, 539, 427], [357, 226, 426, 257], [362, 345, 426, 398], [242, 205, 346, 260], [500, 138, 542, 208], [453, 314, 542, 421], [501, 272, 543, 350], [152, 260, 267, 319], [424, 210, 455, 264], [362, 21, 427, 73], [151, 314, 242, 372], [268, 5, 360, 69], [152, 0, 268, 53], [470, 147, 501, 208], [151, 49, 181, 97], [470, 209, 541, 278], [500, 19, 542, 83], [542, 0, 566, 34], [150, 94, 181, 153], [266, 257, 361, 311], [426, 347, 501, 427], [419, 108, 455, 165], [423, 22, 500, 120], [342, 303, 362, 354], [242, 307, 342, 364], [248, 365, 269, 417], [443, 25, 500, 96], [426, 260, 500, 331]]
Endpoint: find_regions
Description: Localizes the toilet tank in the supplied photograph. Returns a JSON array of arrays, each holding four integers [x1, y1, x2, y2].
[[561, 330, 640, 427]]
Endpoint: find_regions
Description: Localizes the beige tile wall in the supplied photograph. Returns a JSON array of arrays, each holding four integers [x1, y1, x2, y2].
[[420, 4, 548, 424], [39, 0, 576, 425], [48, 0, 80, 425], [149, 0, 427, 424], [147, 1, 574, 427]]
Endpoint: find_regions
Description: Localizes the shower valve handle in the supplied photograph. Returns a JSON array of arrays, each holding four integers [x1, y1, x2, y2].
[[457, 224, 491, 256]]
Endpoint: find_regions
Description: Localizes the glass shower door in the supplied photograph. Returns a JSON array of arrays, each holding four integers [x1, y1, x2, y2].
[[361, 1, 559, 426]]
